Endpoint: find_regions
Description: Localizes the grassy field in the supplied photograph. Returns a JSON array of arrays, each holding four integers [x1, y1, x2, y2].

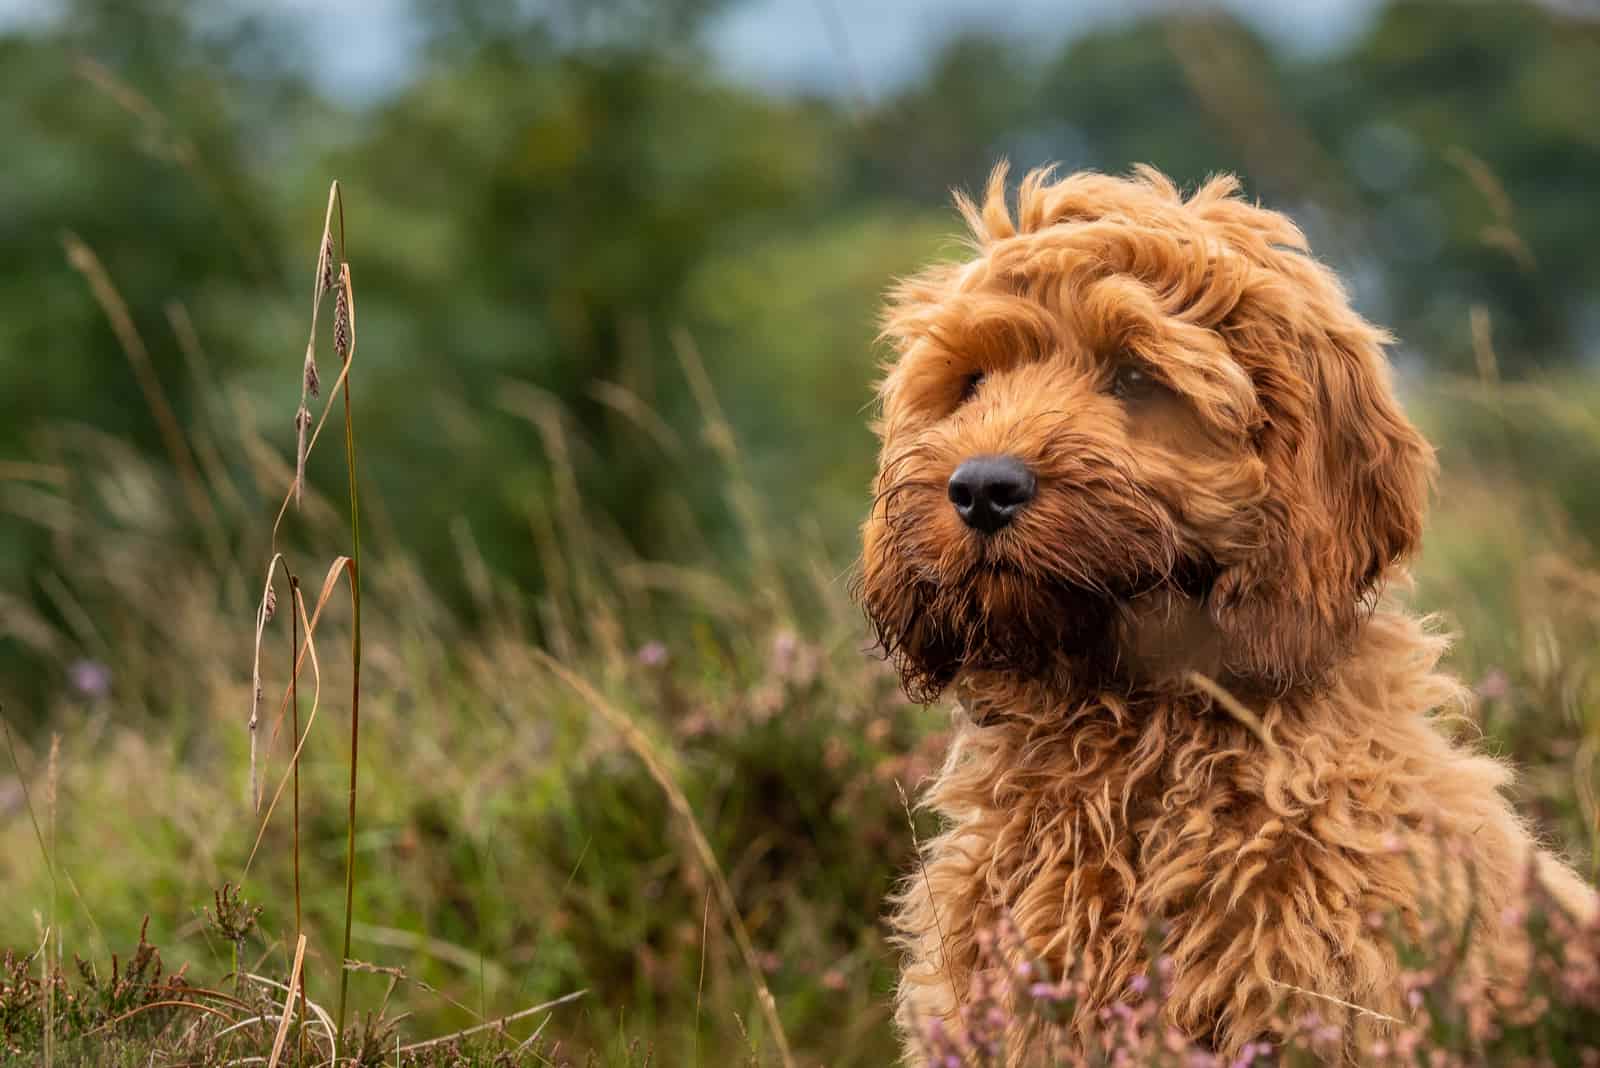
[[2, 196, 1599, 1066]]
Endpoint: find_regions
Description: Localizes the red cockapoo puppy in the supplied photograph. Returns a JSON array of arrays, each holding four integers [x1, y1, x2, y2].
[[856, 165, 1596, 1063]]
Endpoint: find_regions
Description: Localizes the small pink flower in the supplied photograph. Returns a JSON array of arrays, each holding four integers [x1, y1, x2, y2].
[[1476, 667, 1510, 700]]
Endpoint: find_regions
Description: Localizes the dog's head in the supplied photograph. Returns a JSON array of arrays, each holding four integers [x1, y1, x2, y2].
[[857, 165, 1433, 703]]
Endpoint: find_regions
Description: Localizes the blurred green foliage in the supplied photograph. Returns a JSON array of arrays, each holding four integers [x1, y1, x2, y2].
[[2, 3, 1600, 1062], [2, 0, 1599, 709]]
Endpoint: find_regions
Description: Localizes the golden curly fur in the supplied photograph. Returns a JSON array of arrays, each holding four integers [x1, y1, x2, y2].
[[856, 165, 1596, 1062]]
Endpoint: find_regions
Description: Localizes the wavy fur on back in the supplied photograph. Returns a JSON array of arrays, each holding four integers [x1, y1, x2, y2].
[[857, 166, 1596, 1062]]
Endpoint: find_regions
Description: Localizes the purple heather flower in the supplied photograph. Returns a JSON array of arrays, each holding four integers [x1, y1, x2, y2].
[[636, 640, 669, 668], [68, 659, 111, 699]]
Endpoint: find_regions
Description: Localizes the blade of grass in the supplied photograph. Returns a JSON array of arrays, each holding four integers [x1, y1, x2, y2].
[[45, 734, 58, 1068], [289, 572, 306, 1063], [694, 887, 710, 1067], [333, 256, 364, 1040]]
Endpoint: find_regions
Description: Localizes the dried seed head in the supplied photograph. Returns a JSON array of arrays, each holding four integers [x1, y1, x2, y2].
[[320, 234, 336, 293], [264, 585, 277, 623], [294, 405, 312, 432], [333, 284, 351, 364], [304, 353, 320, 398], [208, 883, 262, 946]]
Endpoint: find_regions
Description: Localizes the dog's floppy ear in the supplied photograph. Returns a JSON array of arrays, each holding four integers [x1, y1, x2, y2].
[[1209, 317, 1434, 689]]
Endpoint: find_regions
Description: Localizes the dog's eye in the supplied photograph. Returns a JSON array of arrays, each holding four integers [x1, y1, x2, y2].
[[1109, 363, 1156, 400], [958, 371, 986, 404]]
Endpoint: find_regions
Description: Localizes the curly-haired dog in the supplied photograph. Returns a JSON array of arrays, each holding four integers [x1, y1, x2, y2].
[[857, 165, 1596, 1062]]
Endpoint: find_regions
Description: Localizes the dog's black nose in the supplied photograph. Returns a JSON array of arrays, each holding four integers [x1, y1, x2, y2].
[[948, 455, 1036, 533]]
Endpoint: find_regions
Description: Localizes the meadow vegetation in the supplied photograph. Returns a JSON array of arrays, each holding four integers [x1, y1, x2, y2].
[[2, 242, 1598, 1063], [2, 1, 1599, 1064]]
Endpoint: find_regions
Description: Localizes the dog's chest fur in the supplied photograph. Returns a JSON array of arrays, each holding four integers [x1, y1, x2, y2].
[[891, 611, 1569, 1060]]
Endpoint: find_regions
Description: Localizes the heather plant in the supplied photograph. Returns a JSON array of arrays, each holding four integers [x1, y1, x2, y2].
[[910, 865, 1600, 1068], [0, 919, 196, 1059]]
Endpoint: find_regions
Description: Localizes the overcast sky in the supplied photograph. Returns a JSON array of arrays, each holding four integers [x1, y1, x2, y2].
[[0, 0, 1387, 102], [711, 0, 1386, 97]]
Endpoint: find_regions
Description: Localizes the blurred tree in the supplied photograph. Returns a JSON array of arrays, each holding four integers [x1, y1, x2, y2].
[[844, 3, 1600, 373], [1299, 2, 1600, 369], [0, 0, 298, 710], [3, 0, 1599, 719], [317, 15, 837, 596]]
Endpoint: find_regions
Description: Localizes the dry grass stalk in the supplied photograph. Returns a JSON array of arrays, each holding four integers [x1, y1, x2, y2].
[[166, 300, 252, 520], [89, 997, 235, 1042], [1470, 305, 1500, 387], [265, 933, 306, 1068], [670, 328, 792, 622], [72, 56, 270, 276], [1186, 670, 1275, 748], [243, 181, 367, 1040], [496, 380, 599, 639], [289, 573, 307, 1063], [396, 988, 588, 1054], [694, 888, 711, 1063], [348, 922, 511, 989], [1446, 147, 1536, 271], [1263, 976, 1404, 1026], [587, 379, 686, 457], [248, 553, 287, 811], [245, 555, 351, 876], [61, 233, 221, 553], [897, 779, 963, 1012], [344, 956, 483, 1022], [535, 650, 797, 1068], [241, 971, 339, 1062]]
